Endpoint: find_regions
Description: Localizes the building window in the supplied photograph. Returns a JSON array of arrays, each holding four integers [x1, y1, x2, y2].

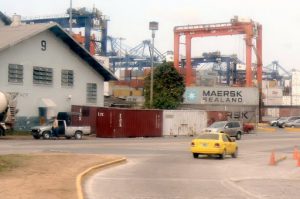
[[61, 70, 74, 87], [33, 66, 53, 85], [8, 64, 23, 83], [87, 83, 97, 103]]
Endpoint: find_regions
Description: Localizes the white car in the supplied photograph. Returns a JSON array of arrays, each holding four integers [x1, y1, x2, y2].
[[269, 117, 287, 127], [284, 119, 300, 128]]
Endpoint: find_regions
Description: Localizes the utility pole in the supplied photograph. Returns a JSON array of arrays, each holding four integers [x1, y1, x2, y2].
[[69, 0, 72, 33], [149, 21, 159, 108]]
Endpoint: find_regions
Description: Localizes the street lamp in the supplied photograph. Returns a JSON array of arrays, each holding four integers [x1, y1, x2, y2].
[[149, 21, 159, 108]]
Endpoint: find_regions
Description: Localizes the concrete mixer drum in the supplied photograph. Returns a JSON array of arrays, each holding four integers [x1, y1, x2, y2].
[[0, 91, 9, 113]]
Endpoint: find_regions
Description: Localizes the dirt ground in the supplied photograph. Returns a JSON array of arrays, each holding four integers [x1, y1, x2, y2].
[[0, 153, 122, 199]]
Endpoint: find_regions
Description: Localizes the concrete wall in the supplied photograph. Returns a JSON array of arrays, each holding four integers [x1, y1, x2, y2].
[[0, 30, 105, 129]]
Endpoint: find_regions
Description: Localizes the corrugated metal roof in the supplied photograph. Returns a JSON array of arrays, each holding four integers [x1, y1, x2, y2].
[[0, 23, 117, 81], [0, 23, 53, 51]]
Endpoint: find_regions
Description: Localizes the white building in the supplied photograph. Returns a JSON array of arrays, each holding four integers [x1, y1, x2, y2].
[[0, 22, 117, 130]]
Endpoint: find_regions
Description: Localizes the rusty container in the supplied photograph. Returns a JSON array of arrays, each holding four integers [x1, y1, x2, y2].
[[130, 79, 144, 88], [124, 69, 132, 78], [206, 111, 229, 126], [96, 107, 162, 138], [71, 105, 97, 134], [279, 108, 300, 117]]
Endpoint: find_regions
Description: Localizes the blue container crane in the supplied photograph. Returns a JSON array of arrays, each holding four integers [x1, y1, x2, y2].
[[22, 8, 108, 55], [181, 52, 242, 85]]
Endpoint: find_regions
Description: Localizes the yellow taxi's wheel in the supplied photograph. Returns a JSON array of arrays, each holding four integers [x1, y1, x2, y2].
[[231, 148, 238, 158], [220, 150, 226, 159], [193, 153, 199, 159]]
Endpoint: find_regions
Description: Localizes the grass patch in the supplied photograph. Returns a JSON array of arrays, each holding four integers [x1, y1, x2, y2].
[[5, 130, 31, 136], [0, 154, 29, 173]]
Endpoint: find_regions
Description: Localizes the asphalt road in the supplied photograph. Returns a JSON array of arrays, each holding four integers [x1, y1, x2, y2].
[[85, 131, 300, 199], [1, 130, 300, 199]]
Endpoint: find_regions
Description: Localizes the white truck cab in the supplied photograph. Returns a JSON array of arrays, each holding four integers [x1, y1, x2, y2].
[[31, 119, 91, 140]]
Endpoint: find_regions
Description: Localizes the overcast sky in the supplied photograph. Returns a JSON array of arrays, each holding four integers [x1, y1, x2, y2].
[[1, 0, 300, 71]]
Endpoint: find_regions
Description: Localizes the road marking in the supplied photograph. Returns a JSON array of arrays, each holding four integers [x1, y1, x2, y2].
[[76, 157, 127, 199], [256, 127, 277, 132], [284, 128, 300, 133], [257, 123, 270, 127], [221, 179, 264, 199]]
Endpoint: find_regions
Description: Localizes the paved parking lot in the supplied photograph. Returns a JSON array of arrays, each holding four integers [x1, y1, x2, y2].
[[1, 130, 300, 198]]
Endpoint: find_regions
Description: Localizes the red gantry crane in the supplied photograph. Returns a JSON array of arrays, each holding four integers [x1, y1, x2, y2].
[[174, 16, 262, 87]]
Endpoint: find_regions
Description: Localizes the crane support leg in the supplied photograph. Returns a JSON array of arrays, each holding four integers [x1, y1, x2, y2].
[[226, 61, 231, 85], [84, 17, 91, 52], [185, 35, 192, 86], [246, 36, 253, 87], [174, 33, 180, 70], [256, 25, 263, 86]]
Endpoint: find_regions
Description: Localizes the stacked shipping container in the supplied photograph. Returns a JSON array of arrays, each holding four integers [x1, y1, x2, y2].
[[292, 71, 300, 105], [96, 108, 162, 138], [71, 105, 98, 134], [71, 106, 211, 138], [263, 88, 283, 106], [163, 110, 207, 136]]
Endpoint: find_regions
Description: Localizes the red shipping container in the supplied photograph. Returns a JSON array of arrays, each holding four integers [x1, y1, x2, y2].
[[143, 68, 151, 76], [96, 107, 162, 138], [279, 108, 300, 117], [206, 111, 228, 126], [125, 69, 132, 78], [130, 80, 144, 88], [71, 105, 97, 134], [115, 80, 129, 86]]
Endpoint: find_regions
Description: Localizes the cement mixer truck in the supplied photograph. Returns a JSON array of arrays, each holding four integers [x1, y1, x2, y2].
[[0, 91, 15, 136]]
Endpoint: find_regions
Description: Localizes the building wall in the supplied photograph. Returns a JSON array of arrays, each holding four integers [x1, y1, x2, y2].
[[0, 30, 104, 128]]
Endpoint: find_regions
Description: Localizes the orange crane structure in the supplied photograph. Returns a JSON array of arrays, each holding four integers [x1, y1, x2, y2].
[[174, 17, 262, 88]]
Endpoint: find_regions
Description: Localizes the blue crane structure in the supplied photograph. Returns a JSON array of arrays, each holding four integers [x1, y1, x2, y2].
[[108, 39, 165, 72], [21, 8, 166, 71], [181, 52, 242, 85], [181, 53, 291, 86], [22, 7, 108, 55], [263, 61, 291, 80]]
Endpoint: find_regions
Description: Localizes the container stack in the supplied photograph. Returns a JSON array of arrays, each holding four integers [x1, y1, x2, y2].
[[262, 80, 284, 118], [109, 69, 145, 107], [263, 86, 283, 106], [195, 70, 217, 86], [282, 96, 291, 106], [292, 71, 300, 105]]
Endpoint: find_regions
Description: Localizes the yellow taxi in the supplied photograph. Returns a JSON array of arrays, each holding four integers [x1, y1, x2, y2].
[[190, 132, 238, 159]]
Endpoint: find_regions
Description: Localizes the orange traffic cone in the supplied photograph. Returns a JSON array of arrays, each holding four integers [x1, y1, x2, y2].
[[297, 156, 300, 167], [293, 146, 299, 160], [269, 151, 276, 166]]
